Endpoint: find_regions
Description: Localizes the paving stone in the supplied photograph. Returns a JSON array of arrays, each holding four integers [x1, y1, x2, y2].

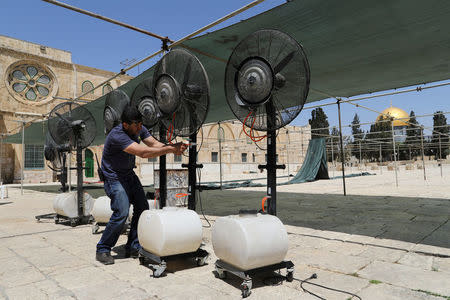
[[290, 248, 372, 274], [412, 244, 450, 257], [71, 280, 150, 300], [358, 260, 450, 295], [356, 246, 407, 263], [0, 265, 46, 288], [5, 284, 48, 300], [358, 283, 444, 300], [398, 252, 433, 270], [51, 266, 116, 290], [432, 257, 450, 273]]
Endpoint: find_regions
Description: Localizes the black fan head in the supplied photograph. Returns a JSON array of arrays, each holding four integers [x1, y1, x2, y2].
[[44, 132, 62, 170], [48, 102, 96, 149], [130, 77, 165, 139], [104, 89, 130, 135], [224, 29, 310, 131], [152, 48, 210, 139]]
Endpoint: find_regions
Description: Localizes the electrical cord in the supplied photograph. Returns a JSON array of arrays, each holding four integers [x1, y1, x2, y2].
[[196, 168, 211, 228], [293, 273, 362, 300]]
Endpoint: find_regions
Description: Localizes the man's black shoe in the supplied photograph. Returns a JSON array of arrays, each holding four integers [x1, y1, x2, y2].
[[125, 248, 139, 258], [96, 252, 114, 265]]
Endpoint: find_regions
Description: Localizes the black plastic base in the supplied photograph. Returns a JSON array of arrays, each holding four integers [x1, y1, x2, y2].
[[139, 247, 209, 278], [35, 213, 92, 227], [215, 260, 294, 298]]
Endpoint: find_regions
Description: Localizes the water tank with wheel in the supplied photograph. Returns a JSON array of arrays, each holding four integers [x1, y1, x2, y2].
[[212, 211, 288, 270], [138, 207, 202, 256]]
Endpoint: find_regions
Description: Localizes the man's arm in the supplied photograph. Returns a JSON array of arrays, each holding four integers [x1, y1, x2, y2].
[[124, 141, 187, 158], [142, 136, 165, 148]]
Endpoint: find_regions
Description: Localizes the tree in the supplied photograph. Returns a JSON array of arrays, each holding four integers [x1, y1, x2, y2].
[[308, 108, 329, 139], [365, 116, 393, 162], [404, 111, 421, 160], [328, 126, 340, 162], [351, 113, 364, 160], [430, 111, 449, 159]]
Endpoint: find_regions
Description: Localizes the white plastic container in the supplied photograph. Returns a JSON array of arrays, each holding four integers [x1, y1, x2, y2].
[[91, 196, 155, 223], [91, 196, 114, 223], [212, 212, 289, 270], [53, 192, 94, 218], [138, 207, 202, 257]]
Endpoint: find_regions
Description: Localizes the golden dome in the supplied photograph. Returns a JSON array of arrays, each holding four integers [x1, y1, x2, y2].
[[376, 106, 409, 127]]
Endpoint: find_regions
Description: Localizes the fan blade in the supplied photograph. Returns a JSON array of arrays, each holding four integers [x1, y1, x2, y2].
[[273, 51, 295, 74], [55, 112, 71, 126], [182, 59, 192, 91]]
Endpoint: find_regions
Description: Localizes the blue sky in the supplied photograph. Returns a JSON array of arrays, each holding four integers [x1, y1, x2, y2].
[[1, 0, 448, 137]]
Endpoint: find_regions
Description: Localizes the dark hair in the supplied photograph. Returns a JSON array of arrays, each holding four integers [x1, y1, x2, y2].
[[121, 104, 142, 124]]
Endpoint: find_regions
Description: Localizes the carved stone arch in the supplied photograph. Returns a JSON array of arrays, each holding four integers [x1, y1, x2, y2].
[[207, 123, 235, 141]]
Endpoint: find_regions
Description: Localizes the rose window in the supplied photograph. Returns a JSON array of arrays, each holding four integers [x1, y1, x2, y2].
[[7, 62, 56, 102]]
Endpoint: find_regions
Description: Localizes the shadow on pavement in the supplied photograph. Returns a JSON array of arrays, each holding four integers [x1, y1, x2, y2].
[[198, 189, 450, 249], [22, 185, 450, 249]]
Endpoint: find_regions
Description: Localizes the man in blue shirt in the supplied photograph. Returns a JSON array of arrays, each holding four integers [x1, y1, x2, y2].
[[96, 104, 187, 265]]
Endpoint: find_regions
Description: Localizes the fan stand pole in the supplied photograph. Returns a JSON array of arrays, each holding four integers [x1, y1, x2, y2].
[[183, 133, 203, 211], [76, 143, 84, 219], [159, 127, 167, 208], [61, 153, 67, 192], [258, 103, 286, 216]]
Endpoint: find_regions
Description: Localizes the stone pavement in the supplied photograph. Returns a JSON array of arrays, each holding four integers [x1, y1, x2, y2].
[[0, 187, 449, 300]]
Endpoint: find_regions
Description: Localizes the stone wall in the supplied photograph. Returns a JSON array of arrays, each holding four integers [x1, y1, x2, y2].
[[0, 35, 132, 183]]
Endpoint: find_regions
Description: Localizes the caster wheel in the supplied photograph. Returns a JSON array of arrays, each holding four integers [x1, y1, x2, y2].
[[196, 257, 207, 266], [286, 271, 294, 282], [139, 257, 145, 265], [241, 283, 251, 298], [91, 224, 99, 234], [54, 217, 59, 224]]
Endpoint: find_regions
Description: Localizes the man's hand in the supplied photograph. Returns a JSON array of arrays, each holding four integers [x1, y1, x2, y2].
[[172, 142, 188, 155]]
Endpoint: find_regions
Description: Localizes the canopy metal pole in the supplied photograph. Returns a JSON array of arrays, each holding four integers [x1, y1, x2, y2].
[[359, 141, 362, 175], [391, 121, 398, 187], [21, 122, 24, 195], [68, 153, 72, 191], [439, 134, 443, 178], [331, 137, 335, 177], [42, 0, 174, 43], [420, 126, 427, 181], [379, 143, 383, 174], [337, 100, 346, 196], [54, 0, 265, 102], [0, 134, 3, 184], [218, 123, 223, 189], [286, 129, 290, 176]]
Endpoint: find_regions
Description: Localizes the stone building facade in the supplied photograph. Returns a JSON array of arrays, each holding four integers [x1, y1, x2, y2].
[[138, 122, 312, 184], [0, 35, 132, 183]]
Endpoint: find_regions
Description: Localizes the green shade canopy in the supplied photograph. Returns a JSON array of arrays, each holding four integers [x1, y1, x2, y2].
[[6, 0, 450, 145]]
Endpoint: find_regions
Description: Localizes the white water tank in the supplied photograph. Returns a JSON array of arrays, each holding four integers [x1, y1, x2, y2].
[[91, 196, 156, 223], [53, 192, 94, 218], [212, 212, 289, 270], [138, 207, 202, 257], [91, 196, 114, 224]]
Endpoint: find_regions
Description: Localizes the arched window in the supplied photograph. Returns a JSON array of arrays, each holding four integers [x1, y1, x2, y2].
[[102, 84, 113, 95], [217, 126, 225, 142], [81, 80, 94, 94]]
